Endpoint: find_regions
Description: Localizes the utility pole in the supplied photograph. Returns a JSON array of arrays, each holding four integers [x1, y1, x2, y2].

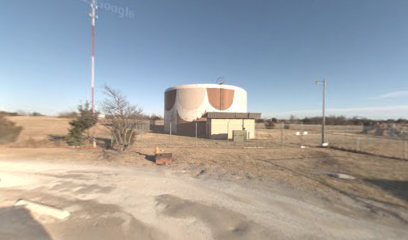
[[90, 0, 97, 113], [90, 0, 97, 148], [315, 79, 327, 147]]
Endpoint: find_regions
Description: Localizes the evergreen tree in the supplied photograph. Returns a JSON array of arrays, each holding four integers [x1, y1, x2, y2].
[[66, 102, 98, 146]]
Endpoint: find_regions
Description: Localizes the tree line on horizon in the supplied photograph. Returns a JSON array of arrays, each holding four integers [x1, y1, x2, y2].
[[259, 115, 408, 127]]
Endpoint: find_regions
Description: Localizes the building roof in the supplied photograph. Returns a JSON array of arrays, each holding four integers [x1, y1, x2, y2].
[[204, 112, 261, 119]]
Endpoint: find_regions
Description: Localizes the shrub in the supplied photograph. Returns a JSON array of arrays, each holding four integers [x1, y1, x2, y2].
[[66, 102, 98, 146], [30, 112, 45, 116], [0, 116, 23, 144], [263, 118, 278, 129], [149, 114, 162, 120]]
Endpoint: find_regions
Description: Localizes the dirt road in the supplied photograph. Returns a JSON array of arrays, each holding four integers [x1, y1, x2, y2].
[[0, 159, 406, 240]]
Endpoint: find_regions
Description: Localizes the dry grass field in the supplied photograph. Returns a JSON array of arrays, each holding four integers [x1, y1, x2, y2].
[[2, 117, 407, 207], [7, 116, 407, 159], [5, 116, 108, 147], [257, 125, 408, 159], [1, 116, 407, 239], [6, 116, 71, 142]]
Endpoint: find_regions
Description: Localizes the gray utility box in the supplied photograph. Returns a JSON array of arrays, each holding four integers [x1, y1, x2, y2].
[[232, 130, 247, 142]]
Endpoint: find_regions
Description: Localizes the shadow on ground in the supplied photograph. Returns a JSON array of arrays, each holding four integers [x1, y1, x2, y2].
[[365, 179, 408, 202], [48, 135, 113, 149], [134, 151, 156, 163], [155, 194, 273, 240], [0, 206, 53, 240]]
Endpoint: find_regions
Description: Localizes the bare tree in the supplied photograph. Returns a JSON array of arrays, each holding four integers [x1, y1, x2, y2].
[[102, 85, 145, 151]]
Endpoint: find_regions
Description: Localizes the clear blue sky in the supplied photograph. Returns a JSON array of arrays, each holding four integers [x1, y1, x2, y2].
[[1, 0, 407, 119]]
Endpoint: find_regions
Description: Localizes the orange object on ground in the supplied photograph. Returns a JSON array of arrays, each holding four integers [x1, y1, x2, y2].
[[155, 153, 173, 165]]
